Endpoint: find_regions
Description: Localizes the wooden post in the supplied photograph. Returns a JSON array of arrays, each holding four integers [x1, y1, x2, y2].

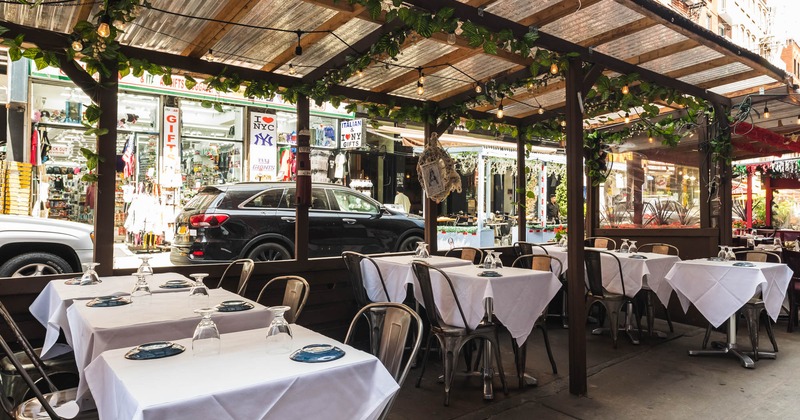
[[765, 176, 773, 228], [93, 64, 118, 276], [714, 103, 733, 245], [516, 130, 526, 242], [423, 120, 438, 254], [585, 177, 598, 235], [565, 57, 587, 396], [698, 122, 711, 228], [745, 171, 753, 229], [294, 95, 310, 262]]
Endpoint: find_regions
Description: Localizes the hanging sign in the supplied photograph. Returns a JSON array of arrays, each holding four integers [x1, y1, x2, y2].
[[539, 162, 547, 227], [340, 119, 364, 149], [249, 112, 278, 181], [416, 133, 461, 203], [161, 106, 182, 187]]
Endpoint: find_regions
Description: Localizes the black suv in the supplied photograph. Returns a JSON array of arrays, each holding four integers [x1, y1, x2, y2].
[[170, 183, 424, 264]]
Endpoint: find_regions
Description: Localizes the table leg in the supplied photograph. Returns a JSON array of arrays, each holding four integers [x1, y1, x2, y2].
[[645, 291, 668, 339], [687, 315, 774, 368], [483, 298, 494, 400]]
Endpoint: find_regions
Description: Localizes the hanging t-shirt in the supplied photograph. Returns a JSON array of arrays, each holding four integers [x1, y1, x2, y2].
[[334, 153, 347, 179], [30, 129, 39, 166], [327, 153, 336, 179]]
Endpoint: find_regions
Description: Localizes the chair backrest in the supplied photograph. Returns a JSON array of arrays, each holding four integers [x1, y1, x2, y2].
[[735, 250, 782, 263], [411, 262, 470, 332], [0, 301, 57, 392], [513, 241, 550, 256], [444, 247, 484, 264], [215, 259, 255, 294], [512, 254, 563, 277], [638, 243, 679, 256], [782, 249, 800, 277], [256, 276, 310, 323], [342, 251, 389, 307], [584, 250, 625, 297], [585, 237, 617, 250]]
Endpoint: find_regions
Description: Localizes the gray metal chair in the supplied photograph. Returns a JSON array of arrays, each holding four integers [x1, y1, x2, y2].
[[411, 261, 507, 406], [214, 258, 255, 295], [342, 251, 391, 355], [256, 275, 310, 324], [585, 237, 617, 250], [637, 243, 679, 256], [345, 302, 422, 420], [584, 250, 640, 348], [634, 243, 677, 334], [444, 247, 484, 265]]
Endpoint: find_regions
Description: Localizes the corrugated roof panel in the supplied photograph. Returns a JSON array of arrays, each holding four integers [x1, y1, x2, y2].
[[485, 0, 563, 22], [678, 62, 753, 85], [595, 25, 688, 61], [640, 46, 725, 75], [212, 1, 337, 71], [709, 75, 780, 95], [283, 19, 381, 74], [390, 54, 515, 99], [543, 0, 644, 45], [0, 3, 86, 33]]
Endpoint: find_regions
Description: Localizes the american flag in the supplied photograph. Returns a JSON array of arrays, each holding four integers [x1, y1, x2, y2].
[[122, 134, 136, 178]]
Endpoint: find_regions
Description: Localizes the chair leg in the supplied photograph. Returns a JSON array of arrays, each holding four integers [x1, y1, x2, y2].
[[561, 288, 569, 329], [441, 336, 461, 407], [762, 309, 778, 352], [665, 306, 675, 333], [415, 335, 434, 388], [608, 304, 620, 349], [490, 334, 508, 396], [702, 323, 713, 350], [539, 324, 557, 374], [742, 306, 760, 361], [512, 341, 526, 390]]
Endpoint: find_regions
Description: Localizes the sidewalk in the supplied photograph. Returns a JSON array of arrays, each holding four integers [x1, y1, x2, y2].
[[390, 318, 799, 419]]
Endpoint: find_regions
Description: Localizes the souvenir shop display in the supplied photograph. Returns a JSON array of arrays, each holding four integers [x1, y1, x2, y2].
[[310, 150, 333, 183]]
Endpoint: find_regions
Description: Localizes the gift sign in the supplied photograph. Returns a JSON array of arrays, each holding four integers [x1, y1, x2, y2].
[[161, 106, 182, 187], [249, 112, 278, 181], [340, 119, 364, 149]]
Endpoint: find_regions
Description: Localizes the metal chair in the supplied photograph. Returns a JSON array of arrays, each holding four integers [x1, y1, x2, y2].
[[0, 301, 78, 411], [444, 247, 484, 265], [782, 248, 800, 333], [345, 302, 422, 420], [214, 258, 255, 295], [509, 254, 562, 386], [703, 250, 781, 359], [584, 250, 640, 348], [342, 251, 391, 355], [512, 241, 551, 260], [411, 261, 507, 406], [256, 275, 309, 324], [584, 237, 617, 250], [637, 243, 680, 256]]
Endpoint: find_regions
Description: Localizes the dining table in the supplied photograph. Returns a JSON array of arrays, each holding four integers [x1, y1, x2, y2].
[[29, 272, 191, 359], [664, 259, 792, 368], [66, 287, 271, 404], [84, 325, 398, 420], [361, 254, 473, 303]]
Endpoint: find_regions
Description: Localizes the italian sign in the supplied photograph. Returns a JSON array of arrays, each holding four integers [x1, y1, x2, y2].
[[249, 112, 278, 181], [340, 119, 364, 149]]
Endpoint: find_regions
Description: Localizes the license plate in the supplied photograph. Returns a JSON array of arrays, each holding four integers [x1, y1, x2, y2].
[[178, 225, 187, 235], [189, 229, 197, 236]]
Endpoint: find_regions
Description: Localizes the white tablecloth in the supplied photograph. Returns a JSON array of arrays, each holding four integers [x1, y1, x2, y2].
[[29, 272, 190, 359], [664, 259, 793, 328], [428, 265, 561, 345], [84, 325, 398, 420], [362, 255, 472, 302], [67, 288, 271, 402]]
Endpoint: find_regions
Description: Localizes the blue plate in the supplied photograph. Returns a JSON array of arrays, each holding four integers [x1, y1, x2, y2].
[[707, 257, 725, 262], [159, 279, 193, 289], [733, 262, 756, 267], [86, 296, 131, 307], [629, 254, 648, 260], [125, 341, 185, 360], [478, 271, 502, 277], [290, 344, 346, 363], [216, 300, 254, 312], [64, 278, 82, 285]]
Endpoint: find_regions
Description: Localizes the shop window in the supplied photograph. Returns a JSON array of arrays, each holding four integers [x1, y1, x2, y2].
[[275, 111, 338, 148], [118, 93, 159, 132]]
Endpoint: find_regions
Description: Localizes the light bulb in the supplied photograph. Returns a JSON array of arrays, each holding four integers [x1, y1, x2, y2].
[[288, 64, 296, 75], [97, 22, 110, 38], [496, 107, 504, 118], [763, 104, 770, 119], [560, 120, 566, 127], [113, 20, 126, 31], [475, 84, 482, 94], [71, 40, 83, 51], [356, 69, 364, 77], [796, 115, 800, 125], [648, 136, 654, 143], [538, 106, 545, 115], [621, 84, 629, 95], [417, 81, 424, 95], [447, 33, 456, 45], [419, 74, 425, 84], [624, 113, 630, 124], [550, 62, 558, 74]]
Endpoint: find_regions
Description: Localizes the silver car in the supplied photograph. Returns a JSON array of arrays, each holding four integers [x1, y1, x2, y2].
[[0, 215, 93, 277]]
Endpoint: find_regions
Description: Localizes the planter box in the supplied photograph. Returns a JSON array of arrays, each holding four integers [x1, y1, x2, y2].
[[437, 229, 494, 249]]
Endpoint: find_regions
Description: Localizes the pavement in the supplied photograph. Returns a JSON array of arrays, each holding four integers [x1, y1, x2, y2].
[[389, 317, 800, 419]]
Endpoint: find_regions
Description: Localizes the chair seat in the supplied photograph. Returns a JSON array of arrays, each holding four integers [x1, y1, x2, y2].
[[1, 348, 75, 373], [587, 292, 625, 301], [432, 323, 498, 336], [15, 387, 97, 420]]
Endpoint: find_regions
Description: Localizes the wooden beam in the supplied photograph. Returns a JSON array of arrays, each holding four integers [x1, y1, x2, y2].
[[519, 0, 605, 28], [724, 82, 786, 99], [262, 6, 365, 72], [615, 0, 788, 84], [67, 1, 94, 30], [579, 17, 658, 47], [474, 80, 565, 112], [300, 0, 355, 13], [625, 39, 697, 65], [373, 48, 478, 93], [696, 69, 763, 90], [295, 95, 311, 262], [434, 65, 527, 104], [663, 56, 735, 79], [181, 0, 259, 58], [465, 0, 498, 6]]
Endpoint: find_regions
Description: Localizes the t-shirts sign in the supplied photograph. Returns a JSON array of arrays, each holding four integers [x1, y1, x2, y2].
[[249, 112, 278, 181], [340, 119, 364, 149]]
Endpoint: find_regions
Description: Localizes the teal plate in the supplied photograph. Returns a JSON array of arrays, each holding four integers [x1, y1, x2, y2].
[[159, 279, 193, 289], [478, 271, 503, 277], [629, 255, 648, 260], [216, 300, 254, 312], [290, 344, 345, 363], [86, 296, 131, 307], [733, 262, 755, 267], [125, 341, 185, 360]]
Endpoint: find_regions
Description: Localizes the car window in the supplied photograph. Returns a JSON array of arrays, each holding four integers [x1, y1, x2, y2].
[[310, 189, 331, 210], [331, 190, 378, 214], [184, 189, 220, 211], [281, 189, 296, 208], [243, 188, 284, 208]]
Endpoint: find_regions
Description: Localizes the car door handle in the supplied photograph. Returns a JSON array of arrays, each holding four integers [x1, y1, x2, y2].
[[281, 217, 296, 223], [343, 218, 357, 224]]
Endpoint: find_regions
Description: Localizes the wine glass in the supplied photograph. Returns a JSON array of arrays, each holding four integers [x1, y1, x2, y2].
[[492, 251, 503, 269], [79, 263, 101, 285], [725, 246, 736, 261], [265, 306, 293, 354], [447, 237, 455, 250], [483, 252, 495, 269], [774, 237, 783, 248], [415, 242, 430, 259], [130, 273, 152, 305], [746, 236, 755, 249], [136, 256, 154, 276], [717, 245, 726, 260], [188, 273, 210, 308], [620, 239, 630, 253], [192, 307, 220, 357], [628, 240, 638, 254]]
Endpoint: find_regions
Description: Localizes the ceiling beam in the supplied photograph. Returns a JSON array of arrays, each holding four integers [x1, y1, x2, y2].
[[67, 2, 95, 30], [262, 6, 365, 72], [373, 48, 479, 93], [696, 69, 763, 90], [579, 17, 658, 48], [180, 0, 259, 58], [519, 63, 605, 123], [518, 0, 605, 28], [624, 39, 697, 65], [433, 65, 527, 104], [663, 56, 735, 79]]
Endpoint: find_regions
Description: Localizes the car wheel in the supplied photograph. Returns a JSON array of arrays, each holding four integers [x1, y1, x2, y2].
[[247, 242, 292, 262], [0, 252, 73, 277], [398, 236, 424, 253]]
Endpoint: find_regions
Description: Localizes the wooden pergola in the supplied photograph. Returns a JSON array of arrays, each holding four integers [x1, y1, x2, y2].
[[1, 0, 791, 395]]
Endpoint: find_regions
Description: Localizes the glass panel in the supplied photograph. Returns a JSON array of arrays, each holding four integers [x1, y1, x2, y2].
[[118, 92, 159, 132], [181, 139, 243, 193], [181, 100, 244, 140], [331, 189, 378, 213]]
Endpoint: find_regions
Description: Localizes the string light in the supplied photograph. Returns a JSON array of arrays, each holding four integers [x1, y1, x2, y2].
[[295, 31, 303, 56], [648, 136, 654, 143], [763, 103, 770, 119], [416, 68, 425, 95], [621, 84, 629, 95], [496, 95, 504, 118], [560, 120, 566, 127], [97, 15, 111, 38], [796, 115, 800, 125], [71, 39, 83, 52], [356, 69, 364, 77], [288, 64, 296, 75], [550, 62, 558, 74], [538, 106, 545, 115], [624, 112, 630, 124], [475, 83, 482, 94], [417, 67, 425, 84]]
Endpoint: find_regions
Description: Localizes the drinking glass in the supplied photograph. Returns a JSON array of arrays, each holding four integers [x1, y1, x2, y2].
[[628, 240, 638, 254], [717, 245, 726, 260], [620, 239, 630, 253], [192, 307, 221, 357], [79, 263, 101, 285], [265, 306, 293, 354], [483, 252, 495, 269], [746, 236, 755, 249], [130, 273, 152, 305], [415, 242, 430, 259], [774, 237, 783, 248], [136, 256, 154, 276], [725, 246, 736, 261], [188, 273, 210, 308], [447, 237, 455, 250], [491, 251, 503, 269]]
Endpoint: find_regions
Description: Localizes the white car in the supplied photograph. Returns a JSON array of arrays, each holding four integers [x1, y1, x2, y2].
[[0, 215, 93, 277]]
